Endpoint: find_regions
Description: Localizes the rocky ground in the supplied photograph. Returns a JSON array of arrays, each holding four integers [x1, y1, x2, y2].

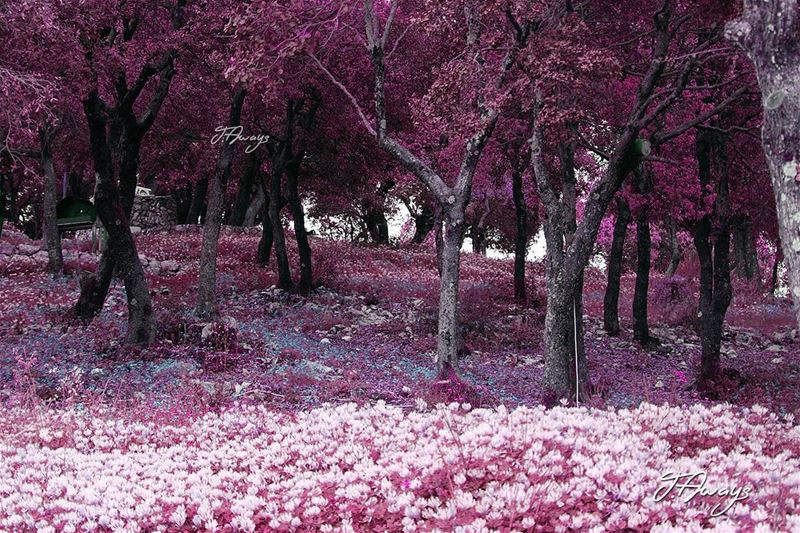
[[1, 226, 798, 418]]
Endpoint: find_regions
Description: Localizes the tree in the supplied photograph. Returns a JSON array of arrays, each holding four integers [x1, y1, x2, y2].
[[726, 0, 800, 328], [308, 0, 536, 370], [195, 87, 246, 317]]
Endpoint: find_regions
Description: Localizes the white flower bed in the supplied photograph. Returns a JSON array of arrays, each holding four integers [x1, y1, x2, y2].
[[0, 402, 797, 532]]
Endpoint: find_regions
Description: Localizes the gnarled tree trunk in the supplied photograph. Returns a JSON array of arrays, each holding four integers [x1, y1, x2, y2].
[[81, 91, 155, 344]]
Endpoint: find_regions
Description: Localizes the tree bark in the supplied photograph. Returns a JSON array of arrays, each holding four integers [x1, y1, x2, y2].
[[186, 177, 208, 225], [727, 0, 800, 328], [73, 53, 174, 337], [410, 203, 435, 244], [196, 88, 246, 318], [434, 203, 444, 275], [632, 207, 653, 344], [365, 208, 390, 244], [257, 194, 274, 267], [693, 127, 733, 387], [603, 196, 630, 335], [436, 209, 466, 370], [80, 91, 155, 344], [229, 151, 259, 226], [772, 248, 782, 294], [286, 158, 313, 293], [172, 185, 193, 224], [512, 168, 528, 303], [244, 182, 265, 227], [39, 128, 63, 276], [665, 216, 682, 277], [733, 216, 759, 280], [267, 163, 292, 290]]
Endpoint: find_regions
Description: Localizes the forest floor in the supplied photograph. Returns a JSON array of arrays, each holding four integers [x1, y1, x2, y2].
[[1, 226, 798, 418]]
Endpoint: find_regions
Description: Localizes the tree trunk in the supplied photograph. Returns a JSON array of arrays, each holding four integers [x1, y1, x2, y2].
[[603, 196, 630, 335], [365, 208, 390, 244], [286, 159, 313, 293], [257, 195, 274, 267], [186, 177, 208, 224], [693, 127, 733, 387], [772, 247, 782, 294], [436, 209, 466, 370], [727, 0, 800, 328], [80, 91, 154, 345], [172, 185, 193, 224], [470, 225, 487, 255], [434, 204, 444, 275], [632, 208, 652, 344], [40, 128, 63, 276], [733, 216, 759, 280], [196, 88, 246, 318], [665, 216, 682, 277], [512, 168, 528, 303], [229, 151, 259, 226], [244, 182, 265, 227], [267, 164, 292, 290], [542, 239, 588, 403], [411, 203, 435, 244]]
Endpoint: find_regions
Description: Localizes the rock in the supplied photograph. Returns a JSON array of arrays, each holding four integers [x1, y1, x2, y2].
[[655, 380, 664, 389], [194, 381, 217, 395], [320, 338, 331, 345], [32, 251, 48, 262], [401, 385, 412, 396], [200, 323, 214, 342], [303, 361, 334, 375], [767, 344, 786, 353], [771, 357, 784, 364], [130, 226, 142, 235], [341, 335, 352, 342], [160, 260, 180, 273], [17, 244, 40, 256]]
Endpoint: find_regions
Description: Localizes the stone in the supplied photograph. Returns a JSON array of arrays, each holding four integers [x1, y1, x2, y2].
[[320, 338, 331, 345], [17, 244, 39, 256], [130, 195, 177, 231], [200, 323, 214, 342], [33, 251, 49, 262], [160, 260, 180, 273], [655, 380, 664, 389]]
